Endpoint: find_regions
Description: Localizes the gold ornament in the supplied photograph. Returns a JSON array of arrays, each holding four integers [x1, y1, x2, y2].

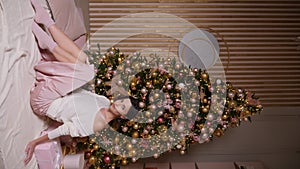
[[146, 81, 151, 87], [152, 72, 158, 77], [169, 106, 175, 113], [109, 46, 116, 51], [88, 156, 96, 165], [89, 138, 96, 144], [145, 111, 151, 117], [154, 93, 160, 99], [228, 100, 237, 108], [201, 73, 208, 79], [244, 110, 251, 116], [93, 144, 99, 151], [132, 131, 139, 138], [222, 115, 228, 120], [130, 82, 136, 88], [213, 128, 224, 137], [198, 124, 204, 129], [157, 125, 167, 133], [133, 124, 139, 130], [126, 144, 133, 150], [202, 108, 208, 113], [129, 150, 137, 156], [121, 159, 128, 165], [175, 64, 181, 69], [118, 57, 123, 63], [114, 136, 120, 143]]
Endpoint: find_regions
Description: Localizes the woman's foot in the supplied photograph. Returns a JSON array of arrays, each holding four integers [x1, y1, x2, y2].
[[32, 22, 57, 52], [31, 0, 54, 28]]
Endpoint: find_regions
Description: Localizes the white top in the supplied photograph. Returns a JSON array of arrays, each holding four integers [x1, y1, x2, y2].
[[46, 89, 110, 139]]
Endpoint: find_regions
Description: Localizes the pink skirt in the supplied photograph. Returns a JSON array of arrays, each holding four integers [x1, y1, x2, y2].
[[30, 61, 94, 116]]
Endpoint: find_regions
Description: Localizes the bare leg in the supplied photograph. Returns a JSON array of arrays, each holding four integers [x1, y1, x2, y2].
[[32, 22, 77, 63], [48, 25, 87, 63], [31, 0, 87, 63]]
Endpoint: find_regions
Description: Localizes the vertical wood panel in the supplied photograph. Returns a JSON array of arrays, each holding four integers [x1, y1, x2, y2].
[[89, 0, 300, 107]]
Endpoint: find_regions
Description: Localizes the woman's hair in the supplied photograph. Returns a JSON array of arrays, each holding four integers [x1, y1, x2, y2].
[[114, 95, 140, 119]]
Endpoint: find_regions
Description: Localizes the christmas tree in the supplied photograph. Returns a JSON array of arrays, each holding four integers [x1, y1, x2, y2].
[[76, 47, 263, 169]]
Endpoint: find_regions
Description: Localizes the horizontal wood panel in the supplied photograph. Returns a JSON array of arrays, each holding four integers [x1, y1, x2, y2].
[[89, 0, 300, 107]]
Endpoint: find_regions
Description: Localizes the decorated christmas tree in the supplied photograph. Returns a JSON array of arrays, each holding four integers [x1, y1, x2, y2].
[[75, 46, 263, 169]]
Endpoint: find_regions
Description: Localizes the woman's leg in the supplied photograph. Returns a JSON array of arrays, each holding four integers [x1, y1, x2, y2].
[[48, 25, 87, 63], [31, 0, 87, 63], [32, 22, 77, 63]]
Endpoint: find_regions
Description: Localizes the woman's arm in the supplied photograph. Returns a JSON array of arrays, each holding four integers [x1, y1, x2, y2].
[[24, 134, 50, 165]]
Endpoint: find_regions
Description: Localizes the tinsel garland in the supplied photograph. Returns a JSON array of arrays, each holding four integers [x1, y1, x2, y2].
[[76, 47, 263, 169]]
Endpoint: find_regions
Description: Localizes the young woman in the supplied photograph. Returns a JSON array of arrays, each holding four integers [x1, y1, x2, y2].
[[24, 0, 139, 165]]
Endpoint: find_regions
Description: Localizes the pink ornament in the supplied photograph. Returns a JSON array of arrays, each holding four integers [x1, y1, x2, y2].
[[158, 117, 164, 123], [165, 93, 170, 99], [141, 88, 148, 94], [126, 60, 131, 66], [194, 80, 200, 86], [143, 129, 149, 134], [105, 73, 111, 79], [139, 102, 145, 108], [228, 92, 234, 98], [167, 84, 172, 90], [175, 102, 181, 108], [104, 156, 110, 164], [231, 118, 238, 123], [158, 110, 164, 116]]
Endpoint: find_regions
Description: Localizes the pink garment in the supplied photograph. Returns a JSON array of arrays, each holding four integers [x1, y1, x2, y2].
[[40, 34, 86, 61], [74, 35, 87, 50], [32, 26, 88, 116], [30, 61, 94, 116]]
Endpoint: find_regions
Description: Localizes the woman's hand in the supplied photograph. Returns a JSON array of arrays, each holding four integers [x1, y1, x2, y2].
[[24, 140, 37, 165], [23, 134, 50, 165]]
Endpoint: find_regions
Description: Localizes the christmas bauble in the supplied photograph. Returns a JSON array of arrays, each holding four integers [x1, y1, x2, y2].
[[103, 156, 110, 164]]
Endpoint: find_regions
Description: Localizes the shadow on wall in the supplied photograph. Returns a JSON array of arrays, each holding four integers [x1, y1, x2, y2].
[[75, 0, 89, 32]]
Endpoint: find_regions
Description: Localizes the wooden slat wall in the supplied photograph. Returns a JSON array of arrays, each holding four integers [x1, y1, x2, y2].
[[88, 0, 300, 107]]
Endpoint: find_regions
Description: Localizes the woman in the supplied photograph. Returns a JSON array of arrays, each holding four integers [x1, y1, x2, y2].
[[24, 0, 139, 165]]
